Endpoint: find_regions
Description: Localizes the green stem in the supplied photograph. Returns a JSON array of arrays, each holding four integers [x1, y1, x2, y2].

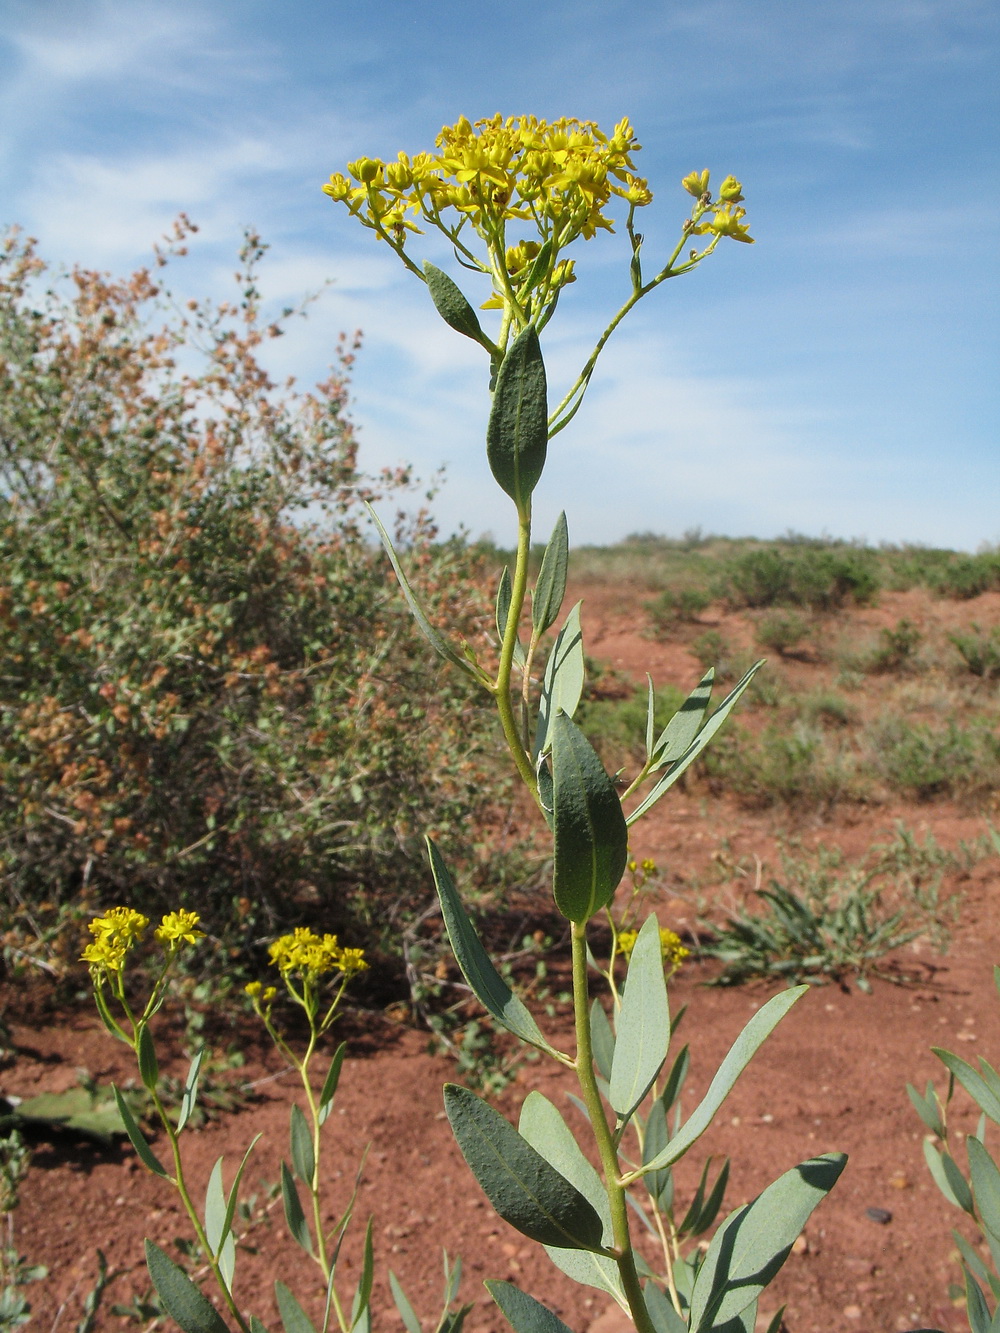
[[494, 509, 541, 807], [149, 1084, 251, 1333], [571, 923, 657, 1333]]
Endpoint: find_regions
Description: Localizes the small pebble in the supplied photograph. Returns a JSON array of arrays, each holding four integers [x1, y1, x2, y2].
[[866, 1206, 893, 1224]]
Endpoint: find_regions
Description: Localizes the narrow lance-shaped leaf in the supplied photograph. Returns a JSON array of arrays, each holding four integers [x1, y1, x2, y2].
[[427, 839, 561, 1057], [144, 1240, 230, 1333], [113, 1085, 167, 1177], [137, 1022, 159, 1091], [968, 1136, 1000, 1241], [486, 325, 548, 511], [389, 1273, 422, 1333], [644, 674, 655, 763], [642, 1278, 687, 1333], [318, 1043, 347, 1126], [628, 661, 764, 826], [532, 512, 569, 635], [275, 1280, 318, 1333], [551, 710, 628, 923], [365, 504, 482, 682], [424, 262, 493, 349], [176, 1047, 205, 1134], [351, 1219, 375, 1330], [688, 1154, 847, 1332], [281, 1160, 313, 1254], [907, 1081, 945, 1138], [633, 987, 807, 1177], [609, 914, 670, 1120], [933, 1047, 1000, 1125], [290, 1103, 315, 1184], [444, 1084, 604, 1251], [589, 999, 615, 1082], [534, 602, 584, 757], [652, 668, 714, 767], [486, 1280, 578, 1333]]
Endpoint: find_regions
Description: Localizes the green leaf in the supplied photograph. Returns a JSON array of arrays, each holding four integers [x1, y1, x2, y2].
[[486, 325, 548, 511], [427, 839, 560, 1057], [636, 988, 806, 1177], [144, 1240, 230, 1333], [934, 1048, 1000, 1125], [906, 1081, 945, 1138], [522, 239, 555, 293], [250, 1319, 270, 1333], [281, 1160, 313, 1253], [969, 1136, 1000, 1240], [627, 661, 764, 826], [923, 1138, 972, 1211], [642, 1280, 687, 1333], [660, 1043, 690, 1114], [365, 504, 481, 681], [424, 262, 491, 348], [642, 1098, 672, 1208], [177, 1048, 205, 1134], [535, 603, 584, 757], [644, 675, 656, 764], [652, 669, 714, 766], [351, 1219, 375, 1330], [518, 1091, 626, 1305], [204, 1157, 227, 1255], [275, 1281, 317, 1333], [13, 1085, 126, 1144], [688, 1158, 730, 1237], [688, 1154, 847, 1331], [290, 1104, 315, 1184], [389, 1273, 422, 1333], [609, 914, 671, 1119], [551, 710, 628, 923], [965, 1268, 991, 1333], [318, 1043, 346, 1126], [495, 567, 526, 668], [218, 1135, 261, 1271], [113, 1086, 167, 1176], [486, 1281, 576, 1333], [444, 1084, 604, 1251], [589, 999, 615, 1081], [532, 512, 569, 636], [137, 1023, 159, 1092]]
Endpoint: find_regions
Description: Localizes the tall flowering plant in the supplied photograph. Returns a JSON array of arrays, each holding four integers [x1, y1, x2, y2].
[[322, 115, 845, 1333]]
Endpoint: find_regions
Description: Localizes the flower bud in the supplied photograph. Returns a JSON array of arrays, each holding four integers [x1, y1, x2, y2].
[[718, 175, 744, 203], [347, 157, 383, 185], [682, 169, 710, 198]]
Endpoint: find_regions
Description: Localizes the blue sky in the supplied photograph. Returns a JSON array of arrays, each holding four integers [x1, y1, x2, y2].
[[2, 0, 997, 549]]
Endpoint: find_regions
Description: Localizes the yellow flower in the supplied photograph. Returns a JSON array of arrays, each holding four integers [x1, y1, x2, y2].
[[155, 909, 204, 947], [717, 175, 745, 203], [704, 206, 754, 244], [81, 906, 149, 973], [615, 925, 689, 975], [268, 927, 366, 981], [245, 980, 263, 997], [681, 169, 710, 198]]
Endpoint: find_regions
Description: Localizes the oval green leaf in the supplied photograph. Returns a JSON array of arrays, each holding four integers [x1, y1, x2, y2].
[[424, 262, 491, 347], [444, 1084, 604, 1251], [486, 326, 548, 511], [144, 1240, 230, 1333], [551, 710, 628, 923], [486, 1280, 577, 1333]]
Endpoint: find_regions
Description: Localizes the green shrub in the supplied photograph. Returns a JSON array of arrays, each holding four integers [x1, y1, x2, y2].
[[931, 551, 1000, 599], [949, 624, 1000, 679], [754, 610, 810, 657], [645, 584, 712, 633], [702, 723, 857, 810], [724, 545, 880, 611], [869, 718, 1000, 802], [0, 227, 507, 967]]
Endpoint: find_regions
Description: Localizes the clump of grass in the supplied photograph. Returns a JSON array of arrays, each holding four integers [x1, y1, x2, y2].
[[949, 624, 1000, 679], [798, 690, 856, 728], [701, 842, 955, 989], [703, 723, 861, 810]]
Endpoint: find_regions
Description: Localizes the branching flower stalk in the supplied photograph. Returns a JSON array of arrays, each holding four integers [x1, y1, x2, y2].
[[327, 113, 845, 1333]]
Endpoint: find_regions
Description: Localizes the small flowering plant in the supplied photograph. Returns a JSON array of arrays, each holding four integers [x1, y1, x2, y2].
[[323, 114, 845, 1333], [86, 913, 468, 1333]]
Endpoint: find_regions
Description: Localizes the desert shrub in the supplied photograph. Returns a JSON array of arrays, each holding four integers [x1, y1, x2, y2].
[[0, 226, 507, 967], [798, 690, 856, 728], [949, 624, 1000, 679], [869, 718, 1000, 803], [702, 723, 858, 810], [723, 545, 879, 611], [644, 583, 712, 633], [842, 617, 924, 675], [753, 609, 810, 657], [930, 551, 1000, 599]]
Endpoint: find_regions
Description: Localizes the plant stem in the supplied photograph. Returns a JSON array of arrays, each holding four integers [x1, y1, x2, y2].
[[494, 510, 541, 806], [571, 923, 657, 1333]]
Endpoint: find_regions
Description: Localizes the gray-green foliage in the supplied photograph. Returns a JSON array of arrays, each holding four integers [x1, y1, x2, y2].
[[912, 967, 1000, 1329]]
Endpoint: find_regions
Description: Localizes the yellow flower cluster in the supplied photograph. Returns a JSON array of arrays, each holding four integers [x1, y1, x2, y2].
[[81, 906, 149, 973], [267, 927, 368, 980], [323, 115, 651, 282], [682, 169, 753, 243], [616, 926, 690, 975], [82, 906, 205, 973]]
